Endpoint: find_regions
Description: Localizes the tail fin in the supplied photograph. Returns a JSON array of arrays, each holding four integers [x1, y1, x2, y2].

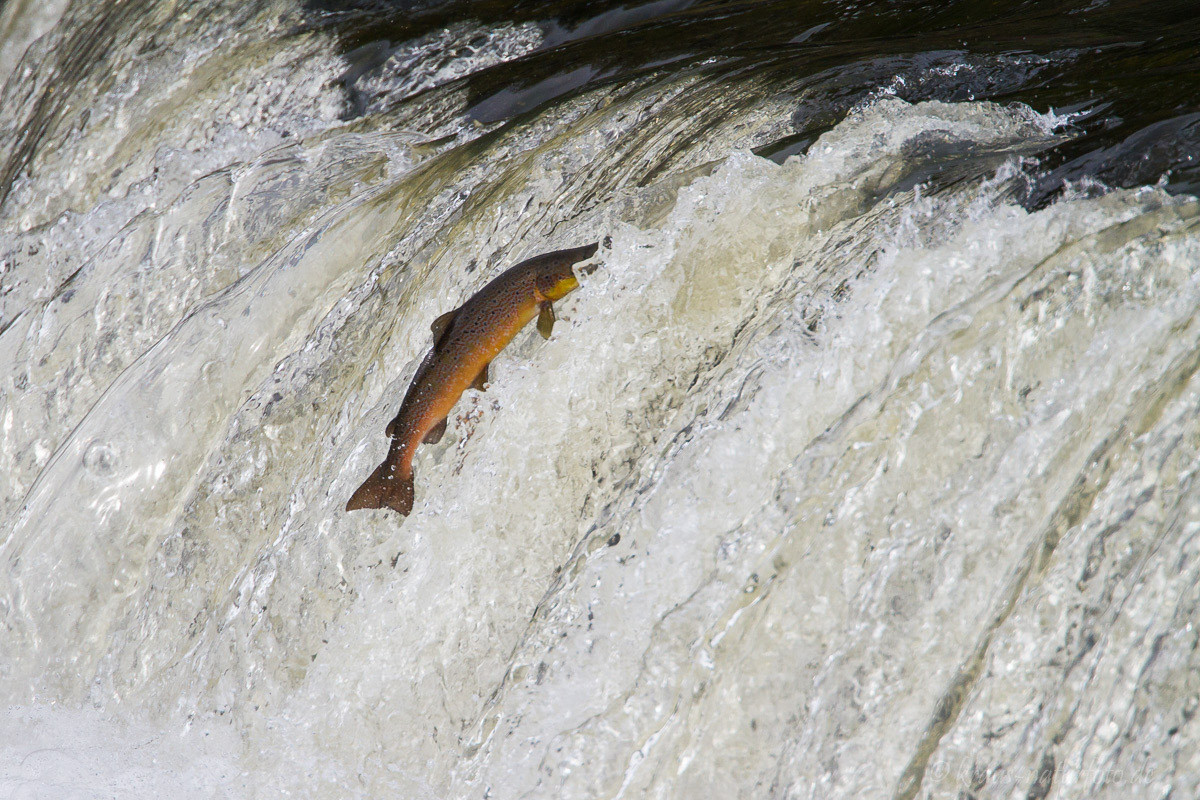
[[345, 459, 415, 515]]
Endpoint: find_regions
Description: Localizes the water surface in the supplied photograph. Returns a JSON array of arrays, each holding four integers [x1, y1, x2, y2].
[[1, 1, 1199, 798]]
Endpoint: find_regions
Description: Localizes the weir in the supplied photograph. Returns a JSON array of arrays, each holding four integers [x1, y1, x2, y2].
[[2, 2, 1199, 797]]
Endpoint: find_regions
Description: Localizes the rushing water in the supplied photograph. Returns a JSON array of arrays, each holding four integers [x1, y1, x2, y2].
[[2, 1, 1200, 797]]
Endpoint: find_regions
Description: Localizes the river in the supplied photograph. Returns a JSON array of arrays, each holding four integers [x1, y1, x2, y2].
[[2, 1, 1199, 797]]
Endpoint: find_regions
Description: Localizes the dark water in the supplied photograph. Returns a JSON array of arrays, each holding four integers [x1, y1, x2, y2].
[[305, 0, 1200, 200], [6, 0, 1196, 212], [5, 0, 1195, 216]]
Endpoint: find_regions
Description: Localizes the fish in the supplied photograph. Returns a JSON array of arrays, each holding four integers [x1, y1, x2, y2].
[[346, 242, 600, 515]]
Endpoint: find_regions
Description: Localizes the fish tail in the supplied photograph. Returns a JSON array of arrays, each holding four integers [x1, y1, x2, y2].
[[345, 457, 415, 515]]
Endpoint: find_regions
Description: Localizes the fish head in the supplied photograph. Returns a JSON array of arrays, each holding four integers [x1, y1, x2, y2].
[[535, 242, 599, 301], [536, 268, 580, 301]]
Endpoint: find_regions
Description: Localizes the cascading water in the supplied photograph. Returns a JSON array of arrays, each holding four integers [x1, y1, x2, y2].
[[2, 1, 1200, 797]]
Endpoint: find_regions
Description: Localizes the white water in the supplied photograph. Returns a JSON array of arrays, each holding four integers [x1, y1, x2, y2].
[[3, 6, 1200, 799]]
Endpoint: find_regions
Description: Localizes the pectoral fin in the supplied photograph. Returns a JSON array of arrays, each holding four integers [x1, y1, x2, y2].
[[537, 302, 555, 340], [423, 417, 448, 444], [470, 363, 489, 391], [431, 308, 458, 347]]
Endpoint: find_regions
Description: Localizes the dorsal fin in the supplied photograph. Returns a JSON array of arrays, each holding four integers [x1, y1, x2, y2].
[[430, 308, 458, 348]]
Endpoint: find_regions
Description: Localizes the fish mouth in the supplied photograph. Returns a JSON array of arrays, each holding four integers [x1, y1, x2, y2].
[[577, 236, 609, 275]]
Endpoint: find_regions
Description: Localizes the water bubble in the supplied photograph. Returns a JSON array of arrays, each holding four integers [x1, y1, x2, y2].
[[83, 440, 118, 476]]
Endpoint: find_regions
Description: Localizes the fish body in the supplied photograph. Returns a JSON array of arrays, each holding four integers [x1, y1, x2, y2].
[[346, 242, 599, 514]]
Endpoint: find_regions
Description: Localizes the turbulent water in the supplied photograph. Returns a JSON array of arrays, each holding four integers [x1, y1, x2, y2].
[[3, 1, 1200, 797]]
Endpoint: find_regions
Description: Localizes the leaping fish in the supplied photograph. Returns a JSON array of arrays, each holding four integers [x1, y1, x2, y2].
[[346, 242, 600, 515]]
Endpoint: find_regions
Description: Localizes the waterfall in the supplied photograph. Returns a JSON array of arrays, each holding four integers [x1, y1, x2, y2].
[[3, 1, 1199, 797]]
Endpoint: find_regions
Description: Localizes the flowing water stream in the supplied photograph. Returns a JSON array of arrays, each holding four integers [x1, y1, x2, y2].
[[2, 1, 1200, 797]]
